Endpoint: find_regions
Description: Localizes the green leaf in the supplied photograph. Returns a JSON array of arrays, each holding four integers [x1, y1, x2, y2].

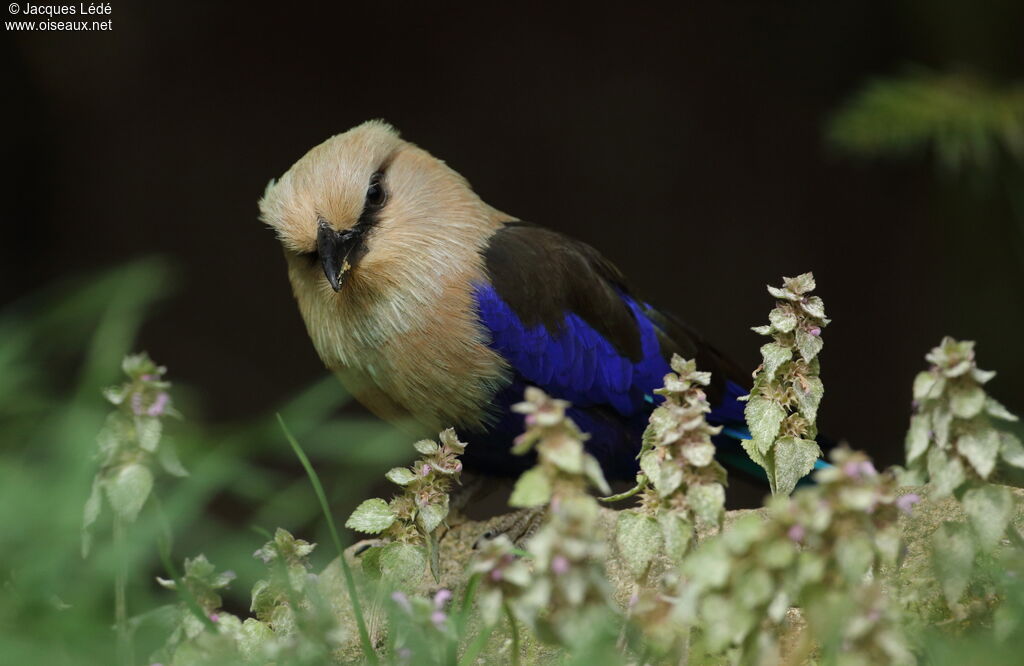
[[932, 521, 976, 608], [927, 447, 965, 497], [687, 483, 725, 526], [905, 414, 930, 463], [615, 511, 662, 577], [962, 485, 1014, 552], [1001, 432, 1024, 469], [545, 436, 583, 474], [509, 467, 552, 507], [913, 371, 945, 401], [158, 442, 189, 477], [771, 437, 820, 496], [745, 398, 785, 455], [835, 535, 874, 583], [413, 439, 439, 455], [957, 428, 1000, 479], [795, 328, 824, 362], [360, 545, 383, 579], [760, 342, 793, 379], [751, 324, 773, 336], [105, 463, 153, 522], [949, 382, 986, 419], [767, 285, 799, 301], [641, 449, 683, 497], [417, 497, 449, 534], [800, 295, 826, 319], [783, 272, 816, 294], [985, 397, 1018, 422], [768, 307, 798, 333], [345, 498, 396, 534], [136, 416, 162, 452], [582, 454, 611, 494], [682, 441, 716, 467], [385, 467, 417, 486], [379, 542, 428, 586], [659, 512, 693, 562], [793, 376, 824, 424], [740, 438, 766, 468]]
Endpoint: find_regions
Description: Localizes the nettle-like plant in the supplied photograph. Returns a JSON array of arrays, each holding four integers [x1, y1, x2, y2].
[[156, 530, 347, 666], [743, 272, 828, 495], [345, 428, 468, 583], [487, 388, 618, 649], [901, 337, 1024, 614], [82, 352, 186, 556], [507, 387, 611, 506], [614, 355, 727, 581], [669, 448, 912, 664]]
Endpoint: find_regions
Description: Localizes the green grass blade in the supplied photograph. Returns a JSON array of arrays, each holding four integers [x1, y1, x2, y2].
[[276, 413, 378, 665]]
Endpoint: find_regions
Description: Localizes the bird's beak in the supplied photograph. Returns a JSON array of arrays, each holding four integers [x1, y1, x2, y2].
[[316, 217, 363, 292]]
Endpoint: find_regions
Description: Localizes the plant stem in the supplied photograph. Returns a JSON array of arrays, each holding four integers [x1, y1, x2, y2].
[[504, 602, 521, 666], [113, 516, 134, 666], [277, 414, 378, 665]]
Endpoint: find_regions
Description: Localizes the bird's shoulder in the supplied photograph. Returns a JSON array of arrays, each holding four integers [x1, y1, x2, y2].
[[479, 221, 643, 361]]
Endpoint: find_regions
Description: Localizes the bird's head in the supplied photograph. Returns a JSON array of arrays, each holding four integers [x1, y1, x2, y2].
[[259, 121, 504, 296]]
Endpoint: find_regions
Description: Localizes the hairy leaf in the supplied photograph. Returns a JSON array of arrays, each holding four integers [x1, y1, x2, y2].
[[615, 511, 661, 577], [509, 467, 552, 508], [962, 484, 1014, 552], [105, 463, 153, 522], [345, 498, 396, 534], [772, 437, 820, 496], [932, 521, 976, 608]]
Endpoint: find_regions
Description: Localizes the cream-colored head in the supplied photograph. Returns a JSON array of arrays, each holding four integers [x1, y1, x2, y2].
[[258, 121, 510, 432], [260, 120, 504, 294]]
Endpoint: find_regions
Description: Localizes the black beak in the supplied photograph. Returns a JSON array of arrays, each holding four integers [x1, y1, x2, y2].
[[316, 217, 363, 292]]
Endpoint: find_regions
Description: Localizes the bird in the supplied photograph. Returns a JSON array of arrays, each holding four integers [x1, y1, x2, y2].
[[259, 120, 773, 483]]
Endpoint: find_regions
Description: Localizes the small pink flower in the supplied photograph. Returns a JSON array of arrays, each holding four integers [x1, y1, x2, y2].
[[433, 589, 452, 609], [453, 461, 463, 473], [147, 392, 169, 416], [808, 327, 821, 337], [431, 610, 447, 628], [787, 524, 805, 543], [552, 555, 570, 575], [391, 591, 411, 612], [208, 613, 219, 623], [420, 464, 432, 477], [490, 568, 504, 582], [858, 461, 877, 477], [897, 493, 920, 515], [141, 374, 156, 381]]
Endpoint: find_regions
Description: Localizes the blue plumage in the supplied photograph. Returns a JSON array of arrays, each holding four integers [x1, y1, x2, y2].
[[469, 281, 760, 479]]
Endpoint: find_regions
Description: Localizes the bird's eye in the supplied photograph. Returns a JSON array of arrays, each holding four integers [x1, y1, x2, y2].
[[365, 172, 386, 209]]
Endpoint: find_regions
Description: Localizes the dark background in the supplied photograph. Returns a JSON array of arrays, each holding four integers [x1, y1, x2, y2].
[[5, 0, 1024, 470]]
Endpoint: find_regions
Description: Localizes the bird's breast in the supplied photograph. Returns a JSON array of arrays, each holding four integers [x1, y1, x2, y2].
[[288, 259, 509, 434]]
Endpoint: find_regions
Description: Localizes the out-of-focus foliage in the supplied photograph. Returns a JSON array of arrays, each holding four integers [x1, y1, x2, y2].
[[829, 70, 1024, 172], [6, 263, 1024, 665]]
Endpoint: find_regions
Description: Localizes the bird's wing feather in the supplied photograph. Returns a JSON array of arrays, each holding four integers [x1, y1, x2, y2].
[[474, 222, 744, 417]]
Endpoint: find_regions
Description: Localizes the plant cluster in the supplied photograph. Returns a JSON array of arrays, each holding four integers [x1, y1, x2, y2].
[[506, 386, 612, 506], [666, 448, 912, 663], [614, 354, 727, 581], [898, 337, 1024, 624], [154, 530, 347, 666], [82, 352, 186, 556], [345, 428, 468, 582], [743, 272, 828, 495], [72, 272, 1024, 666]]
